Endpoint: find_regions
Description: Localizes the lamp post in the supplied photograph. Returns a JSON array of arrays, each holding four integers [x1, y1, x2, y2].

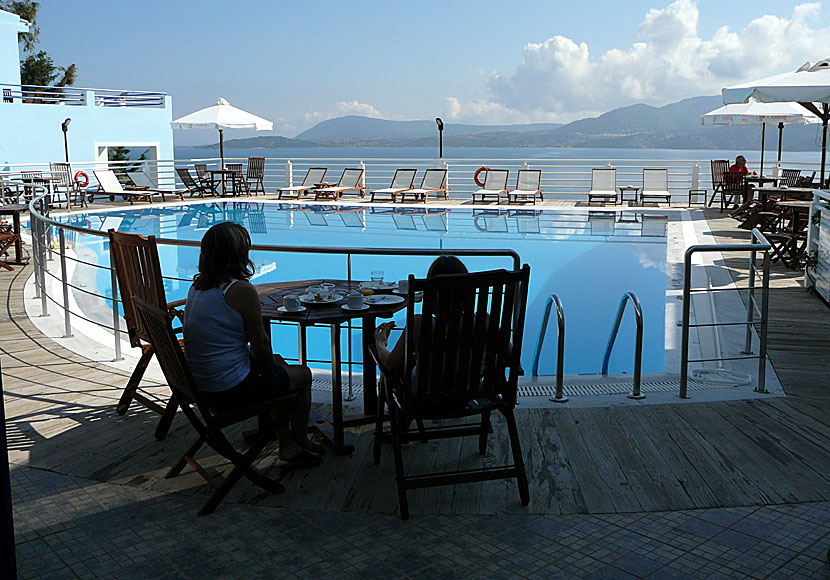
[[61, 118, 71, 162], [435, 117, 443, 159]]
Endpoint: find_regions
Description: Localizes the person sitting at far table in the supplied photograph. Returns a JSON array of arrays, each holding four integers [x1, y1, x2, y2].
[[728, 155, 757, 213], [183, 222, 323, 468]]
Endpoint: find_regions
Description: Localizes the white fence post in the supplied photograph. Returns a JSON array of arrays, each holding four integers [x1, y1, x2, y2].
[[285, 160, 293, 188]]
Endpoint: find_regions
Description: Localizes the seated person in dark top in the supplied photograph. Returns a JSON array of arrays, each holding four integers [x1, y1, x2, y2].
[[183, 222, 322, 467]]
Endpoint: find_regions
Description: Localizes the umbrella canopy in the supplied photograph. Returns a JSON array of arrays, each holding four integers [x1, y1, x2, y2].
[[171, 98, 273, 168], [702, 98, 819, 173], [722, 60, 830, 187]]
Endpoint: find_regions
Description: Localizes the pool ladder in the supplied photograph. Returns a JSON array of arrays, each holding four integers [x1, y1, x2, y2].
[[532, 291, 644, 401]]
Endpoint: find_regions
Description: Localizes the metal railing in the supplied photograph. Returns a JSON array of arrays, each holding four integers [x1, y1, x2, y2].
[[679, 229, 771, 398], [0, 83, 167, 108], [25, 193, 521, 392], [601, 292, 644, 399], [531, 294, 567, 402]]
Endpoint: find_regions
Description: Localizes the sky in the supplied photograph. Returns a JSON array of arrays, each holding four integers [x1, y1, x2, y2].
[[27, 0, 830, 144]]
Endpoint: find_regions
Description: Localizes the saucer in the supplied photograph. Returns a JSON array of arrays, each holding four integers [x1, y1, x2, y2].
[[278, 305, 306, 313], [341, 303, 370, 311], [299, 293, 344, 305], [364, 294, 405, 305]]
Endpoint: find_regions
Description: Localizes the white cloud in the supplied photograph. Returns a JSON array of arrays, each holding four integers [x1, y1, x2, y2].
[[334, 100, 382, 117], [446, 0, 830, 123]]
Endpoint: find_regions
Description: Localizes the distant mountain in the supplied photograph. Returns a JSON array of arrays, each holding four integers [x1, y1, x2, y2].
[[198, 97, 825, 151], [196, 136, 323, 149]]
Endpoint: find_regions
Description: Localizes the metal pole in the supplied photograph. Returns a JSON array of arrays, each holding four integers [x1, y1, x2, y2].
[[743, 244, 757, 355], [31, 213, 41, 300], [38, 219, 48, 316], [345, 253, 355, 401], [109, 246, 122, 361], [777, 122, 784, 166], [679, 250, 693, 399], [0, 360, 18, 580], [759, 122, 766, 176], [630, 300, 644, 400], [755, 250, 771, 393], [58, 229, 72, 338]]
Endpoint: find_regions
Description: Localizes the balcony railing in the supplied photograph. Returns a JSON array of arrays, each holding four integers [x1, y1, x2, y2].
[[0, 84, 167, 108]]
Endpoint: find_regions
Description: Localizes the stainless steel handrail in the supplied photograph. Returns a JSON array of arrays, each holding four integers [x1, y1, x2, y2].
[[531, 294, 566, 403], [601, 291, 644, 400], [679, 228, 771, 398]]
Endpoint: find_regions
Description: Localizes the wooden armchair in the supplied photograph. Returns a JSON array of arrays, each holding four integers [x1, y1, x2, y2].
[[49, 162, 87, 208], [108, 229, 185, 440], [369, 265, 531, 519], [176, 168, 212, 197], [246, 157, 266, 196], [0, 231, 19, 271], [134, 297, 293, 516]]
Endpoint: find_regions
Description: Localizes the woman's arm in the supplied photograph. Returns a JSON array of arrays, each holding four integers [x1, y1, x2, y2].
[[223, 280, 276, 366], [374, 316, 421, 375]]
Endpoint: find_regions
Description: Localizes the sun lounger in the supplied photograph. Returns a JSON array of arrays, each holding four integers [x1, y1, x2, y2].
[[277, 167, 327, 199], [507, 169, 543, 204], [128, 172, 186, 200], [370, 168, 417, 202], [400, 168, 449, 202], [315, 168, 366, 200], [588, 168, 617, 205], [640, 168, 671, 205], [91, 170, 156, 203], [471, 169, 509, 203]]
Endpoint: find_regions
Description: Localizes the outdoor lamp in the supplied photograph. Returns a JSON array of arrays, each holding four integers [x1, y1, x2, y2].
[[435, 117, 444, 158], [61, 118, 71, 162]]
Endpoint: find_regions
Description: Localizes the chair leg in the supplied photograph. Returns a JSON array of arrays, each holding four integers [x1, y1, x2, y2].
[[374, 378, 386, 465], [167, 434, 206, 478], [389, 406, 410, 520], [154, 396, 179, 440], [502, 407, 530, 506], [116, 347, 155, 415], [479, 411, 491, 455]]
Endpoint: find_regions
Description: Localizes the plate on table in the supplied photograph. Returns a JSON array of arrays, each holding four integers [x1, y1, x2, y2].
[[341, 303, 370, 311], [299, 293, 344, 305], [278, 305, 307, 313], [392, 289, 423, 300], [364, 294, 405, 306], [360, 280, 398, 291]]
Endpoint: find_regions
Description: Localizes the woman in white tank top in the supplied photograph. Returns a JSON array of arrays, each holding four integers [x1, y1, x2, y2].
[[184, 222, 323, 467]]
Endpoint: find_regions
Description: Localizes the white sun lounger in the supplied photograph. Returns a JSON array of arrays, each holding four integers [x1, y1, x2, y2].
[[315, 168, 366, 200], [507, 169, 543, 204], [588, 168, 617, 205], [471, 169, 509, 203], [277, 167, 327, 199], [92, 170, 161, 204], [370, 168, 417, 202], [640, 168, 671, 205], [400, 168, 450, 202]]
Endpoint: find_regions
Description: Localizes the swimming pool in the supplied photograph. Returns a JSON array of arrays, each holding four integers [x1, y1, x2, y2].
[[60, 202, 673, 376]]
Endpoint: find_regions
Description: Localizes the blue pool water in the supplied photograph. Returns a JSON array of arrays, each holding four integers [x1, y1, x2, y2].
[[60, 202, 671, 376]]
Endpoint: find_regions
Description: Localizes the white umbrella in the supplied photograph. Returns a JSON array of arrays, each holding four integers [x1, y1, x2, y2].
[[723, 59, 830, 187], [701, 98, 819, 174], [171, 98, 273, 169]]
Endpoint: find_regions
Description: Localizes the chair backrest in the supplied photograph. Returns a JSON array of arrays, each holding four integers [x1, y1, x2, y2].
[[176, 167, 199, 189], [421, 168, 447, 190], [404, 265, 530, 408], [226, 163, 243, 173], [798, 171, 816, 187], [483, 169, 509, 190], [247, 157, 265, 179], [339, 168, 364, 188], [301, 167, 327, 187], [49, 162, 74, 189], [780, 169, 801, 187], [391, 168, 417, 189], [711, 160, 729, 187], [127, 171, 155, 188], [194, 164, 209, 180], [516, 169, 541, 191], [133, 297, 198, 408], [93, 170, 125, 194], [723, 171, 746, 191], [107, 229, 169, 349], [21, 171, 42, 180], [642, 168, 668, 192], [591, 168, 616, 191]]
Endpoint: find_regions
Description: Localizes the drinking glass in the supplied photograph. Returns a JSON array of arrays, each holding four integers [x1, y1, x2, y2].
[[370, 270, 384, 283]]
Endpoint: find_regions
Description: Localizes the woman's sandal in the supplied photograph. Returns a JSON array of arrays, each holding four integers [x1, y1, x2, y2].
[[309, 440, 326, 455]]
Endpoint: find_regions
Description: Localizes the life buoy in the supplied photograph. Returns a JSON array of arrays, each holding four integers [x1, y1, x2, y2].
[[474, 166, 490, 187], [74, 171, 89, 188]]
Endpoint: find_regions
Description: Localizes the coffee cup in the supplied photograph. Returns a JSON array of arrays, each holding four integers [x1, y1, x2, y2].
[[284, 294, 301, 312], [347, 291, 364, 309], [398, 279, 409, 294]]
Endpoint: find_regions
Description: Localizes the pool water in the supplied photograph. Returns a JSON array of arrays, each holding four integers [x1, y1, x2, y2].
[[61, 202, 671, 376]]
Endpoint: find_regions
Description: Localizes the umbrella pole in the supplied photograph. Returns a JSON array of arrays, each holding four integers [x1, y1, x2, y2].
[[759, 122, 765, 175], [822, 116, 828, 188], [219, 128, 225, 195], [777, 122, 784, 167]]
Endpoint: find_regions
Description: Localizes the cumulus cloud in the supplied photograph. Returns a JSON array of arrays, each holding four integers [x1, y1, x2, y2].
[[447, 0, 830, 123], [334, 100, 382, 117]]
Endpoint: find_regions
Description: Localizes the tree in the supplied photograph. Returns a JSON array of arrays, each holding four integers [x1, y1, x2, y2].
[[108, 146, 149, 177], [1, 1, 39, 52]]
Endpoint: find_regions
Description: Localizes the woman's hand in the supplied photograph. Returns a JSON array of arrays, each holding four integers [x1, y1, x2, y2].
[[374, 321, 395, 347]]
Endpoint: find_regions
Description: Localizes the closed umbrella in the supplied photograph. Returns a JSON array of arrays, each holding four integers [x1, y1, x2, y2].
[[701, 98, 819, 175], [723, 59, 830, 187], [171, 98, 273, 169]]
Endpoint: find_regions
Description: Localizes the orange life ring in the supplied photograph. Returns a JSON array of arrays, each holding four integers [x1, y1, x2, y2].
[[74, 171, 89, 188], [474, 166, 489, 187]]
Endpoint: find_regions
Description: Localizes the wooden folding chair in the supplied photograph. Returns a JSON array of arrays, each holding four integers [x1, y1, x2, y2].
[[246, 157, 266, 196], [176, 167, 212, 197], [134, 297, 293, 516], [369, 265, 531, 519], [0, 232, 19, 271], [108, 229, 185, 440]]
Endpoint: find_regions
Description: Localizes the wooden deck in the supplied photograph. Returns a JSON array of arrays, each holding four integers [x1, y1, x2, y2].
[[3, 206, 830, 516]]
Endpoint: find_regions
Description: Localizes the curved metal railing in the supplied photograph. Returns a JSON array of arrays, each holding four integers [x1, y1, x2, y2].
[[531, 293, 567, 403], [601, 291, 644, 400]]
